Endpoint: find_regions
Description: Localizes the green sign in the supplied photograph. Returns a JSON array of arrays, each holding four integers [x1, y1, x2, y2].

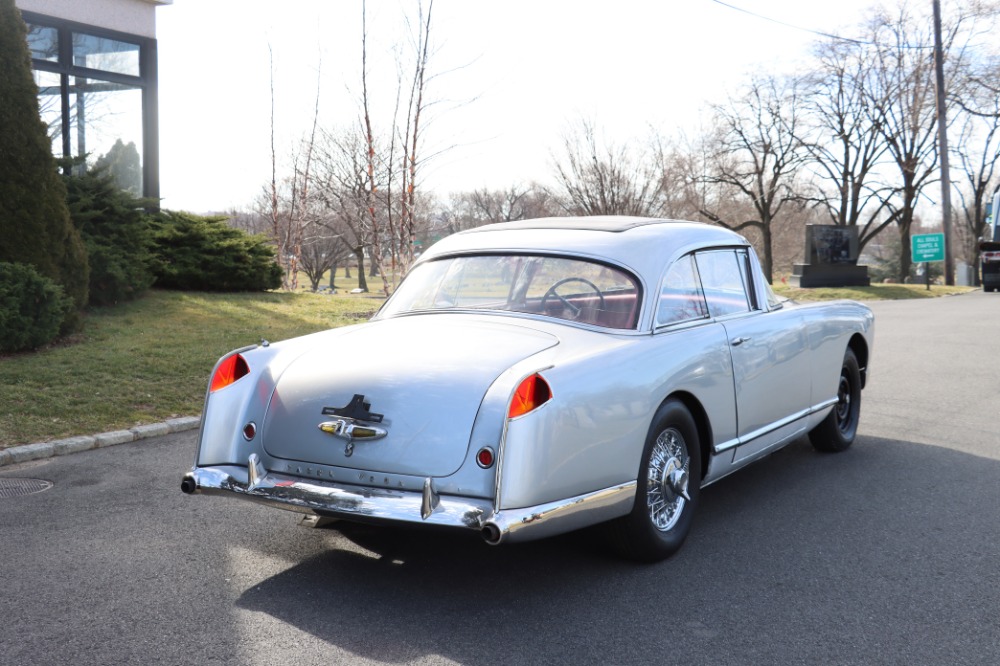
[[912, 233, 945, 263]]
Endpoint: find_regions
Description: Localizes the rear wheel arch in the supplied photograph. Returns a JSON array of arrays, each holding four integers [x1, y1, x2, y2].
[[848, 333, 869, 389], [664, 391, 713, 482]]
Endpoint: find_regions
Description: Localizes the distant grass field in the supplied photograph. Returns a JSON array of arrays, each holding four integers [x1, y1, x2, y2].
[[0, 275, 977, 449]]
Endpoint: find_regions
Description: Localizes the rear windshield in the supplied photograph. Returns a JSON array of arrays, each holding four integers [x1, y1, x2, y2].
[[379, 254, 641, 330]]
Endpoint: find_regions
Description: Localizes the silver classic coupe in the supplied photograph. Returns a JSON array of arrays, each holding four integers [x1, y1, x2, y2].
[[181, 218, 874, 561]]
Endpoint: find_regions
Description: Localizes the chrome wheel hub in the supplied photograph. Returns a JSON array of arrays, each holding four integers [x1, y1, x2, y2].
[[646, 427, 690, 532]]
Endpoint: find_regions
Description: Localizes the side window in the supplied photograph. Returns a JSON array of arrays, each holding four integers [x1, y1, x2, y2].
[[656, 254, 709, 326], [694, 250, 751, 317]]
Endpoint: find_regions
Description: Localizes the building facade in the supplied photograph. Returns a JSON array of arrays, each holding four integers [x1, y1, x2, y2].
[[14, 0, 170, 199]]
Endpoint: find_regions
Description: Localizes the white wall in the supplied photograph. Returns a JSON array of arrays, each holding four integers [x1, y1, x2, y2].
[[15, 0, 171, 39]]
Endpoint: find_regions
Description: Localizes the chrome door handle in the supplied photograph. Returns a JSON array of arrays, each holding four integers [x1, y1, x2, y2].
[[731, 336, 751, 346]]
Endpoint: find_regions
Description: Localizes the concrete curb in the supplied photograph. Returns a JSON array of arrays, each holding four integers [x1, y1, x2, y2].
[[0, 416, 201, 468]]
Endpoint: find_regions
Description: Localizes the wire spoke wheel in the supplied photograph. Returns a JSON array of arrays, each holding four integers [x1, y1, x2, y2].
[[646, 427, 689, 532], [609, 399, 700, 561]]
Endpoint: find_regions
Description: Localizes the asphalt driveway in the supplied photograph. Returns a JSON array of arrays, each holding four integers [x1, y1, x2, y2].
[[1, 290, 997, 665]]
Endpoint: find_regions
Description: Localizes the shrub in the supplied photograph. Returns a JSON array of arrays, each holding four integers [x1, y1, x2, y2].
[[150, 211, 282, 291], [0, 262, 70, 353], [0, 0, 88, 332], [60, 158, 156, 306]]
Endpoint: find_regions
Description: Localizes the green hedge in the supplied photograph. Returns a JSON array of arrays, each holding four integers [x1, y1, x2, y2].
[[0, 262, 70, 353], [61, 158, 156, 306], [151, 211, 282, 291], [0, 0, 89, 333]]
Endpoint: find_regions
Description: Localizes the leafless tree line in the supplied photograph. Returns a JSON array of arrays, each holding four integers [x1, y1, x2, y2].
[[236, 0, 1000, 290]]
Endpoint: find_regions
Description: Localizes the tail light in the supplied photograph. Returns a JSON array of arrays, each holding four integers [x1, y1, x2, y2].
[[508, 373, 552, 418], [210, 353, 250, 392]]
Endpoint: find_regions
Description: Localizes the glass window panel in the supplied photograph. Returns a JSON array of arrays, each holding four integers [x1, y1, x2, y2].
[[69, 78, 144, 193], [33, 70, 64, 155], [657, 254, 709, 327], [26, 23, 58, 62], [382, 255, 641, 329], [695, 250, 751, 317], [72, 32, 140, 77]]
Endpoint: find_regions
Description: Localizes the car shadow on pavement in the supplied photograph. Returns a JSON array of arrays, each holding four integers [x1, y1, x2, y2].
[[233, 434, 1000, 666]]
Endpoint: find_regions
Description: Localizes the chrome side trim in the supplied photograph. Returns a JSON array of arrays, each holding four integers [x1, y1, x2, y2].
[[183, 465, 637, 544], [713, 398, 839, 453], [482, 481, 636, 545]]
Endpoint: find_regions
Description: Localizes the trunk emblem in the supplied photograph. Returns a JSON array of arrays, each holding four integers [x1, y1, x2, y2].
[[319, 395, 387, 457]]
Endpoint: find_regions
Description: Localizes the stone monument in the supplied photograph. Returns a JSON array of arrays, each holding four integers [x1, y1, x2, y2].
[[789, 225, 870, 288]]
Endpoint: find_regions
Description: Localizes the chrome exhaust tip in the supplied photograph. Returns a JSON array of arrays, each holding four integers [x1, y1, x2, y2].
[[481, 522, 503, 545], [180, 474, 198, 495]]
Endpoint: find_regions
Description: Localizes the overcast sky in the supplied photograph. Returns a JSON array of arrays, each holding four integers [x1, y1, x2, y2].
[[156, 0, 886, 213]]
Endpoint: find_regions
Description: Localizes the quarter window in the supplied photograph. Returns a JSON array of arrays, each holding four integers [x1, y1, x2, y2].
[[656, 255, 709, 326], [694, 250, 751, 317]]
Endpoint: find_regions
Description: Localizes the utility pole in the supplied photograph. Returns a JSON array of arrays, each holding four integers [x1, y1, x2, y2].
[[933, 0, 955, 285]]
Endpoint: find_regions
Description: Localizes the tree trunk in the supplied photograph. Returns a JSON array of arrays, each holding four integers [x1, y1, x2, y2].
[[329, 262, 338, 289], [354, 247, 368, 292], [899, 222, 913, 283], [760, 224, 774, 285]]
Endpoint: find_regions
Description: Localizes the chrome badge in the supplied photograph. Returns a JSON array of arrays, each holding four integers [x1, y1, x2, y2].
[[319, 395, 387, 457]]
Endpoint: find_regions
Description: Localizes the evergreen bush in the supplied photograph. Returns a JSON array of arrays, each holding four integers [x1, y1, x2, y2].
[[0, 262, 70, 353], [0, 0, 89, 332], [60, 158, 156, 306], [150, 211, 282, 291]]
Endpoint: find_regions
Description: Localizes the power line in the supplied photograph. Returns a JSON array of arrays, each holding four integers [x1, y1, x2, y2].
[[707, 0, 875, 46]]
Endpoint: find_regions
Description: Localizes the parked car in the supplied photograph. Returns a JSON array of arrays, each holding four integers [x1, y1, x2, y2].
[[981, 189, 1000, 292], [182, 217, 874, 561]]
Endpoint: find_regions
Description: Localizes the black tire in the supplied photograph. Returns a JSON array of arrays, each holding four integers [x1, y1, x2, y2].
[[809, 348, 861, 453], [609, 399, 701, 562]]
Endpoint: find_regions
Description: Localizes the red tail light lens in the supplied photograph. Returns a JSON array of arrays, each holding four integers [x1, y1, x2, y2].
[[508, 373, 552, 418], [210, 353, 250, 392]]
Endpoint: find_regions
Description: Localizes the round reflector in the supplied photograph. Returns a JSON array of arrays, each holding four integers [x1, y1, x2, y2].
[[476, 447, 495, 468]]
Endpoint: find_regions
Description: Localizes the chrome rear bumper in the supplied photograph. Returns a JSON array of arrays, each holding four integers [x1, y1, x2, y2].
[[182, 455, 636, 545]]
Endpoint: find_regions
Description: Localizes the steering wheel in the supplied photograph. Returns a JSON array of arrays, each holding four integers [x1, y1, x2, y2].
[[540, 277, 605, 319]]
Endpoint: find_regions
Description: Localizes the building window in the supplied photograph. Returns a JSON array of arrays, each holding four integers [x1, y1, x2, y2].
[[22, 12, 159, 201]]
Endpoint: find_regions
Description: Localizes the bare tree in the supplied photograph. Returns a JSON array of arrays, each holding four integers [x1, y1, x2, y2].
[[551, 119, 663, 216], [697, 75, 808, 283], [262, 45, 323, 290], [952, 82, 1000, 280], [299, 215, 351, 291], [649, 133, 704, 221], [867, 6, 943, 281], [354, 0, 439, 294], [800, 38, 895, 249], [312, 128, 384, 293], [864, 2, 990, 281]]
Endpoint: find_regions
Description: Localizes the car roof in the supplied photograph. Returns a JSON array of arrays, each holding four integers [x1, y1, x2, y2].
[[464, 216, 674, 233], [417, 217, 750, 283]]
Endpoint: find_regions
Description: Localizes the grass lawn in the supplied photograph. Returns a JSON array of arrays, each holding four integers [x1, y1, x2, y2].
[[0, 288, 384, 449], [772, 281, 977, 301], [0, 275, 977, 450]]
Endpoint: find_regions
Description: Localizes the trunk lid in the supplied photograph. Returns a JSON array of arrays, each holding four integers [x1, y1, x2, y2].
[[261, 315, 558, 477]]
